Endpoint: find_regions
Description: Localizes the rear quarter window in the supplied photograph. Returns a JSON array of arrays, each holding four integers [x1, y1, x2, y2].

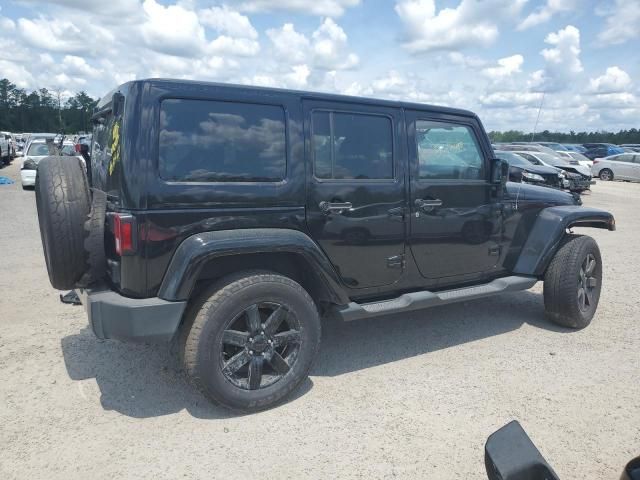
[[159, 99, 287, 182]]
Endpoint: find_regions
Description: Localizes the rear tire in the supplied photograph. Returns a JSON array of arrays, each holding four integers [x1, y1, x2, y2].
[[181, 272, 321, 411], [35, 156, 91, 290], [599, 168, 613, 181], [543, 234, 602, 329]]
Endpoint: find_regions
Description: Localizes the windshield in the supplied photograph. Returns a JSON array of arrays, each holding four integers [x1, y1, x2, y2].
[[536, 152, 568, 166], [60, 144, 76, 155], [568, 152, 590, 162], [495, 151, 531, 167], [27, 143, 50, 156]]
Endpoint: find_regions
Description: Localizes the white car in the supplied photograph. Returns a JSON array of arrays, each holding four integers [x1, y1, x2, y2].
[[555, 150, 593, 168], [20, 139, 83, 188], [591, 153, 640, 182]]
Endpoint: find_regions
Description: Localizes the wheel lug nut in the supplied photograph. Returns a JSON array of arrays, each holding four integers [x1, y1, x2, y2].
[[268, 340, 273, 345], [260, 330, 265, 335], [249, 350, 254, 355]]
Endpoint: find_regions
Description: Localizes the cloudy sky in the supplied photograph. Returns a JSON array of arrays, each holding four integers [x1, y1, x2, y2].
[[0, 0, 638, 132]]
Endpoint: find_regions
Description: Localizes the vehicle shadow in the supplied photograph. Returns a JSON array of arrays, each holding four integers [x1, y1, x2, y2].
[[60, 290, 569, 419], [61, 328, 313, 419], [313, 290, 570, 378]]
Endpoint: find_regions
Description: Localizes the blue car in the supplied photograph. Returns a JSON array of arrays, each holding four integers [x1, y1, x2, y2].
[[582, 143, 624, 160]]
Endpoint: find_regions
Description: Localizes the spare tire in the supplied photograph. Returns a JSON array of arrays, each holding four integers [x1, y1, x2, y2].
[[78, 189, 107, 287], [35, 156, 91, 290]]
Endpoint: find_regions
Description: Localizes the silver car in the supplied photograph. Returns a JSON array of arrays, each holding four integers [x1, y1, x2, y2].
[[592, 153, 640, 182]]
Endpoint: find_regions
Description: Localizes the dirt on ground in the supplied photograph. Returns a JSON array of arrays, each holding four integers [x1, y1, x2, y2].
[[0, 160, 638, 479]]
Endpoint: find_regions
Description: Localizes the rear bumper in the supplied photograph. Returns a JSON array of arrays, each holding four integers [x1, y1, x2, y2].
[[76, 286, 187, 342], [20, 170, 36, 186]]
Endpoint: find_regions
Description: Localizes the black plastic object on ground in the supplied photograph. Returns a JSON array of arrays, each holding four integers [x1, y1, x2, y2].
[[485, 420, 560, 480]]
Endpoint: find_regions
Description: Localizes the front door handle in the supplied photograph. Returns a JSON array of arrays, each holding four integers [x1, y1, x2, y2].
[[319, 201, 353, 214], [415, 198, 443, 212]]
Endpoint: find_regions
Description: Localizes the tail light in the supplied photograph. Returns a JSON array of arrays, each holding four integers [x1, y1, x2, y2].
[[75, 143, 81, 152], [113, 214, 136, 256]]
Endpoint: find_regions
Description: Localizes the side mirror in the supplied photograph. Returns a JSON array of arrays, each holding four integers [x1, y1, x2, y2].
[[491, 158, 509, 185], [485, 421, 560, 480], [622, 457, 640, 480], [112, 91, 125, 117]]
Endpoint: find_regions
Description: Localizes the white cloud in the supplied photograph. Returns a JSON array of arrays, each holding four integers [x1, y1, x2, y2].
[[587, 92, 638, 109], [140, 0, 205, 57], [0, 15, 15, 31], [597, 0, 640, 45], [482, 55, 524, 79], [395, 0, 526, 53], [207, 36, 260, 57], [200, 6, 258, 39], [238, 0, 360, 17], [588, 67, 632, 94], [517, 0, 577, 30], [18, 0, 140, 18], [18, 17, 113, 54], [283, 64, 311, 89], [448, 52, 487, 69], [311, 18, 359, 70], [266, 24, 310, 63], [529, 25, 582, 92], [62, 55, 101, 78], [265, 19, 358, 71], [479, 91, 543, 108], [0, 60, 35, 89]]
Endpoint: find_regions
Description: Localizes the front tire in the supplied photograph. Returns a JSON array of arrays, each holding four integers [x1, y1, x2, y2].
[[182, 272, 321, 411], [543, 235, 602, 329], [599, 168, 613, 181]]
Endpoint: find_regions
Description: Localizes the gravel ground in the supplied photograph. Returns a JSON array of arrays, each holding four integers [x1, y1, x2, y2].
[[1, 159, 638, 479]]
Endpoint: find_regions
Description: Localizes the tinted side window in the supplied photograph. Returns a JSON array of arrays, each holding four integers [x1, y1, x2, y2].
[[159, 99, 286, 182], [416, 121, 484, 180], [616, 154, 632, 162], [312, 111, 393, 180]]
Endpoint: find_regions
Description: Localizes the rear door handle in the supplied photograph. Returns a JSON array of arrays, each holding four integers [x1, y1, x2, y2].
[[319, 201, 353, 214], [415, 198, 443, 211]]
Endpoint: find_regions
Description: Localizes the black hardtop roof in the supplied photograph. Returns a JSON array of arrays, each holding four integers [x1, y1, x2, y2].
[[102, 78, 478, 120]]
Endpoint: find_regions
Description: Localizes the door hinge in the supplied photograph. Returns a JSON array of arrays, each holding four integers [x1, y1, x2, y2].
[[387, 254, 405, 269]]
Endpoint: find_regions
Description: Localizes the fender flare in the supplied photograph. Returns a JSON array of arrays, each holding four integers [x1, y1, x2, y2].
[[157, 228, 349, 304], [512, 205, 615, 276]]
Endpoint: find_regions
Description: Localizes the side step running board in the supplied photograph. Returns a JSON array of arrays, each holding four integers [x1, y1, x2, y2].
[[334, 276, 538, 322]]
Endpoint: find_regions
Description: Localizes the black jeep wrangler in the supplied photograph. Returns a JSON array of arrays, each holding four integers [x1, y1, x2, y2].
[[35, 79, 615, 411]]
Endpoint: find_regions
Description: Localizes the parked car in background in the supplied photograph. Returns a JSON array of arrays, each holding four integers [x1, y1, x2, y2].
[[20, 139, 82, 189], [555, 150, 593, 168], [562, 144, 587, 153], [582, 143, 624, 160], [534, 141, 568, 151], [0, 132, 12, 165], [494, 150, 564, 189], [14, 134, 25, 157], [621, 147, 640, 153], [511, 151, 593, 192], [620, 144, 640, 149], [591, 153, 640, 182], [497, 143, 561, 157]]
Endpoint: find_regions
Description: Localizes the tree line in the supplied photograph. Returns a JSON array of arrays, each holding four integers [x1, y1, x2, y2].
[[0, 78, 99, 134], [489, 129, 640, 145]]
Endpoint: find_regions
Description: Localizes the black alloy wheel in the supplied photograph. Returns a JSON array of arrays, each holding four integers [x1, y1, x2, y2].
[[220, 302, 302, 390], [577, 254, 598, 313]]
